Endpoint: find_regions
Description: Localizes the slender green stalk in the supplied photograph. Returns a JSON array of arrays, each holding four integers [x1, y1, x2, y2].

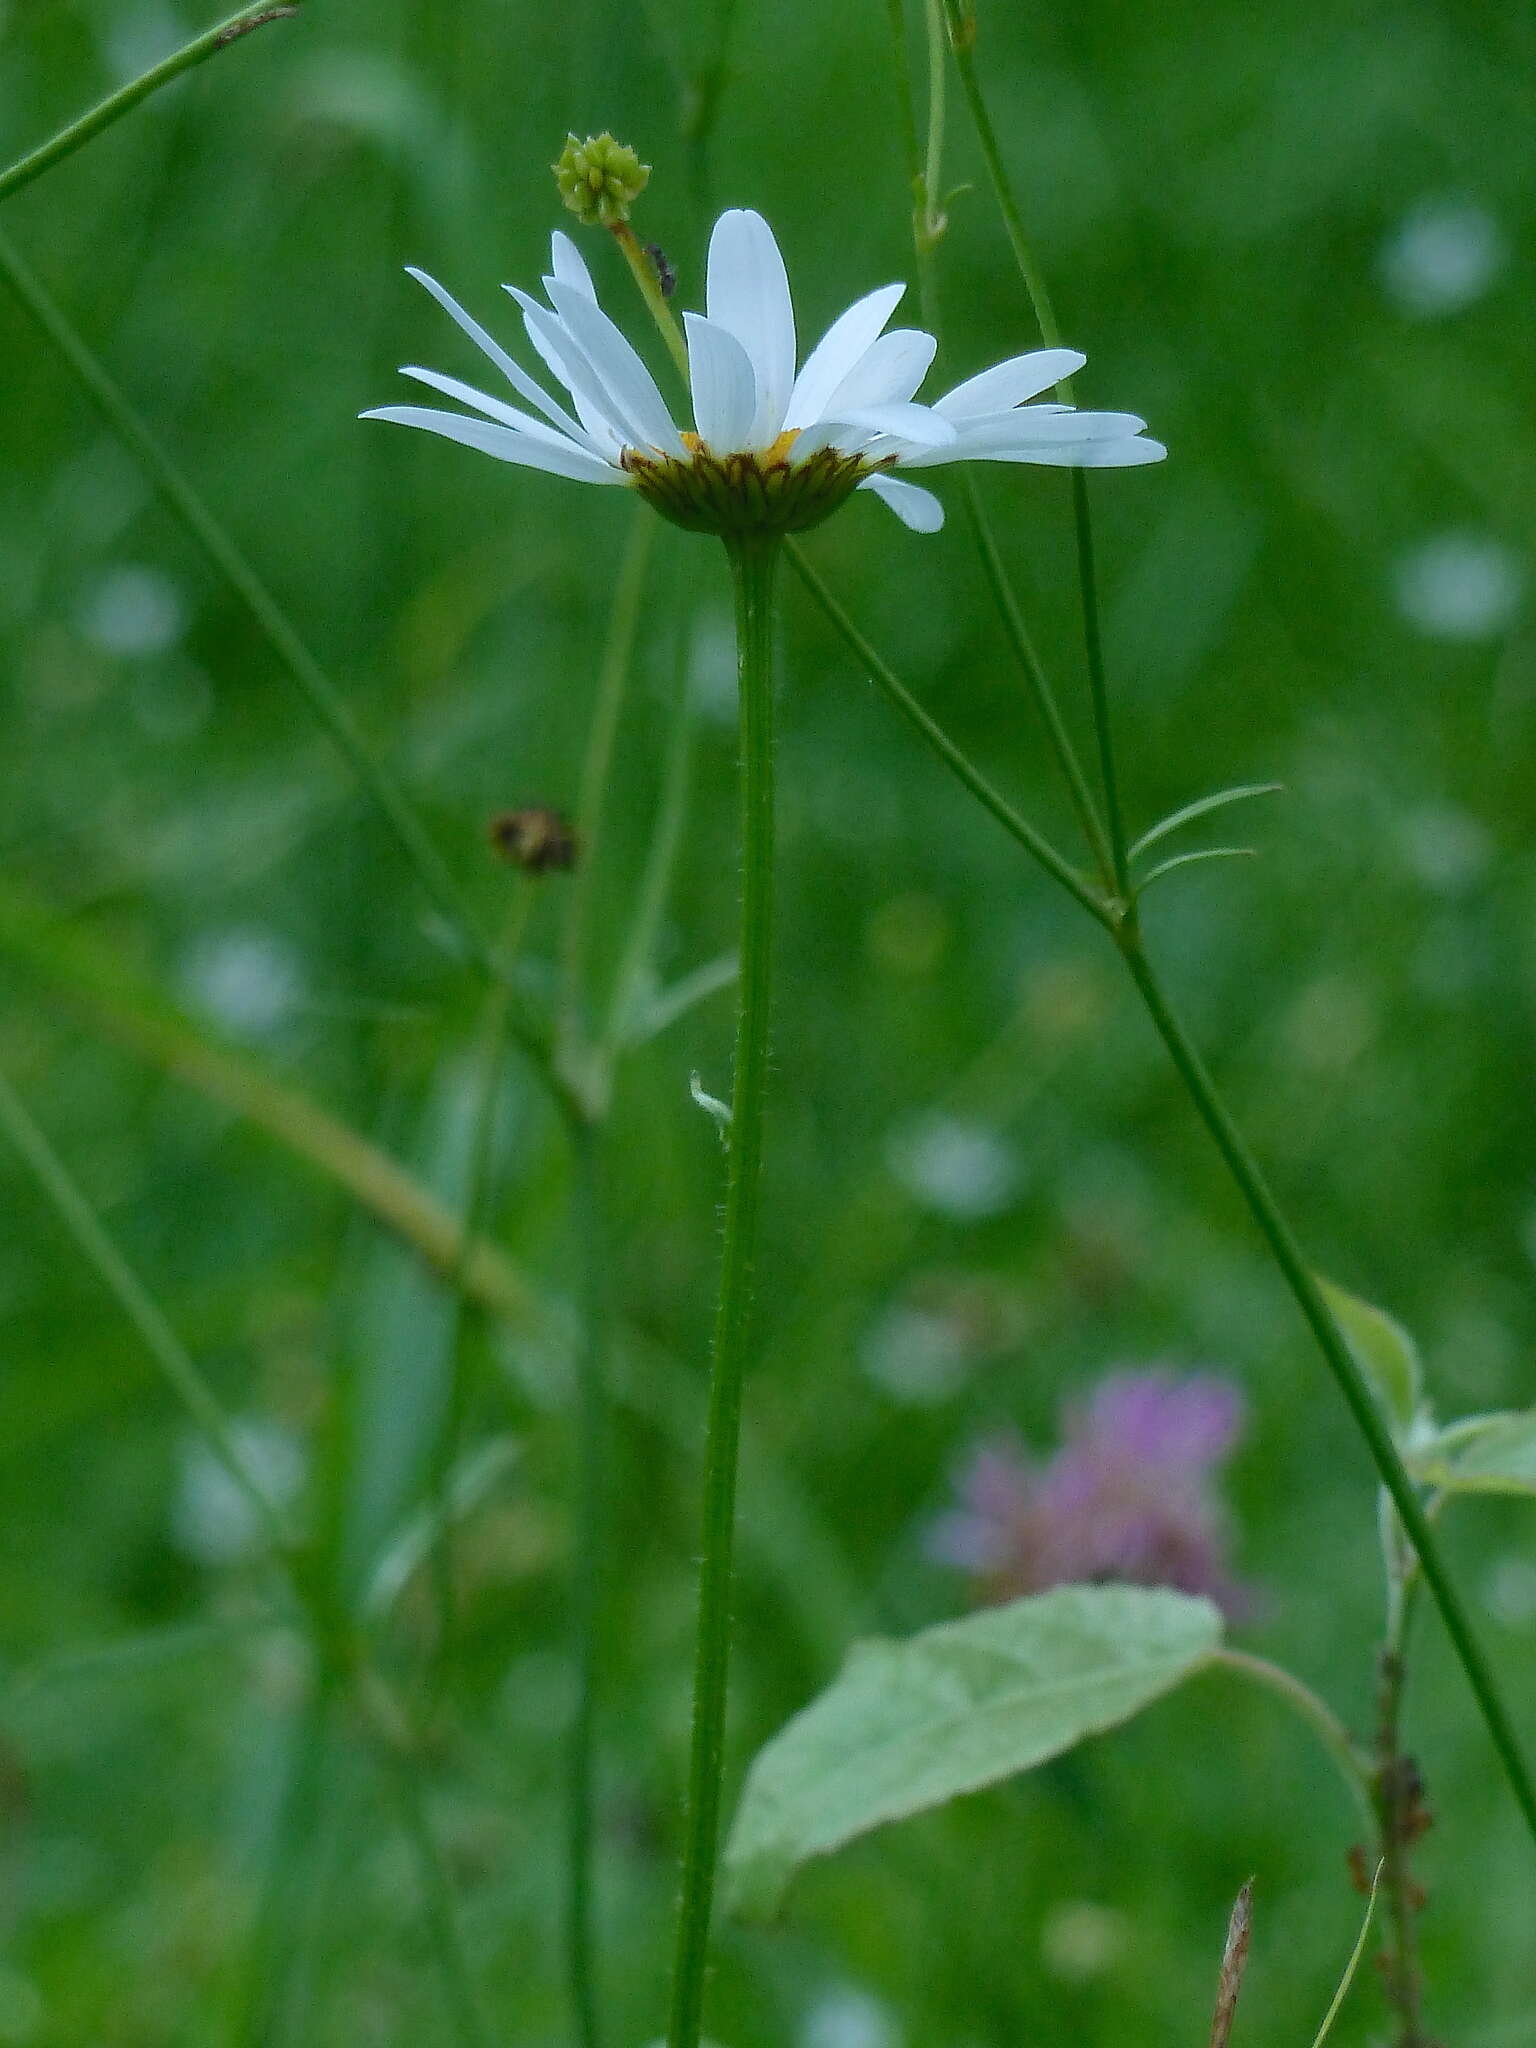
[[428, 892, 533, 1692], [939, 1, 1070, 386], [885, 0, 1114, 886], [0, 877, 538, 1326], [1118, 929, 1536, 1847], [1210, 1649, 1372, 1827], [882, 0, 924, 224], [604, 609, 702, 1053], [789, 552, 1536, 1846], [0, 226, 524, 1013], [0, 3, 298, 203], [0, 1065, 294, 1556], [961, 479, 1117, 885], [566, 1121, 610, 2048], [382, 1741, 495, 2048], [665, 536, 779, 2048], [920, 0, 949, 247], [935, 0, 1536, 1842], [786, 542, 1115, 930], [611, 223, 690, 383], [560, 512, 657, 1070], [1070, 470, 1131, 896]]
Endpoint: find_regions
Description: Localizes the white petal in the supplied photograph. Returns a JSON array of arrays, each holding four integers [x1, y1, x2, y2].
[[682, 312, 758, 450], [545, 280, 685, 455], [549, 230, 597, 301], [784, 281, 905, 429], [406, 266, 593, 448], [360, 406, 626, 484], [792, 400, 956, 463], [858, 473, 945, 532], [510, 290, 637, 456], [824, 328, 937, 414], [933, 348, 1086, 418], [970, 435, 1168, 468], [397, 365, 589, 451], [705, 208, 796, 446], [950, 407, 1149, 447]]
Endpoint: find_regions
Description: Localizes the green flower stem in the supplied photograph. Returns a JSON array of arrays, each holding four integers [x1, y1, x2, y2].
[[1210, 1649, 1373, 1827], [962, 478, 1117, 888], [1069, 471, 1131, 897], [611, 221, 691, 385], [665, 534, 780, 2048], [1117, 925, 1536, 1850], [790, 554, 1536, 1849], [0, 226, 545, 1043], [939, 1, 1070, 393], [920, 0, 949, 247], [0, 1064, 295, 1559], [887, 5, 1114, 889], [0, 3, 298, 204], [785, 541, 1114, 930], [936, 0, 1536, 1840]]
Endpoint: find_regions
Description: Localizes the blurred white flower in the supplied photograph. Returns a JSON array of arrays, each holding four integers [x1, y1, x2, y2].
[[801, 1985, 900, 2048], [77, 565, 185, 658], [173, 1421, 304, 1567], [1380, 197, 1506, 319], [859, 1303, 970, 1406], [364, 209, 1163, 537], [1393, 531, 1523, 642], [886, 1112, 1021, 1219], [178, 928, 305, 1038], [1040, 1899, 1129, 1982]]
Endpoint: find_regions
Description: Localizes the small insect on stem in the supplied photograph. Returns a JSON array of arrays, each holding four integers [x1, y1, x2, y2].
[[1208, 1879, 1255, 2048]]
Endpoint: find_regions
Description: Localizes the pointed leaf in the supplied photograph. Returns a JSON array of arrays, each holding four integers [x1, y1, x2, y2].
[[1129, 783, 1284, 862], [1317, 1279, 1423, 1434], [723, 1584, 1222, 1919], [1135, 846, 1256, 896], [1408, 1409, 1536, 1496]]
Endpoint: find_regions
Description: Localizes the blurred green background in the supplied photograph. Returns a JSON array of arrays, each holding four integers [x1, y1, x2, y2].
[[1, 0, 1533, 2042]]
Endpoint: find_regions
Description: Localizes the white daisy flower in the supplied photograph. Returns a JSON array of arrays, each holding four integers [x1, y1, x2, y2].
[[363, 208, 1165, 538]]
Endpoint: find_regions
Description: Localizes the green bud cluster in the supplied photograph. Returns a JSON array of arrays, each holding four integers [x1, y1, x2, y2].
[[553, 133, 650, 227]]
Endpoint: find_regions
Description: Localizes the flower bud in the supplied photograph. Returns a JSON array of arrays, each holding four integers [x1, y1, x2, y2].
[[553, 133, 650, 228]]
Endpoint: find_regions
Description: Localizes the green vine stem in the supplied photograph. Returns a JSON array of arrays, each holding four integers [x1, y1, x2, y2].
[[665, 534, 779, 2048], [788, 548, 1536, 1849], [920, 0, 1536, 1848], [1209, 1648, 1373, 1827], [0, 3, 300, 204]]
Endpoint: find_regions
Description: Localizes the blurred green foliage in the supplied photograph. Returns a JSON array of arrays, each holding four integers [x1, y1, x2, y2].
[[1, 0, 1533, 2043]]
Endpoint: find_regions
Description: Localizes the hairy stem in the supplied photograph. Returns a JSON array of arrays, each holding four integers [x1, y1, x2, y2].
[[665, 535, 779, 2048], [789, 553, 1536, 1849], [0, 2, 299, 203]]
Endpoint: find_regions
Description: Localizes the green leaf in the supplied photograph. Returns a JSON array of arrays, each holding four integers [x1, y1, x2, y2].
[[1135, 845, 1256, 897], [1408, 1409, 1536, 1496], [1128, 782, 1284, 862], [723, 1585, 1222, 1919], [1316, 1279, 1423, 1433]]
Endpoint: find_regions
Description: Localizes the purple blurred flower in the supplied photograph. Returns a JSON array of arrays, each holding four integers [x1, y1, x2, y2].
[[929, 1370, 1252, 1620]]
